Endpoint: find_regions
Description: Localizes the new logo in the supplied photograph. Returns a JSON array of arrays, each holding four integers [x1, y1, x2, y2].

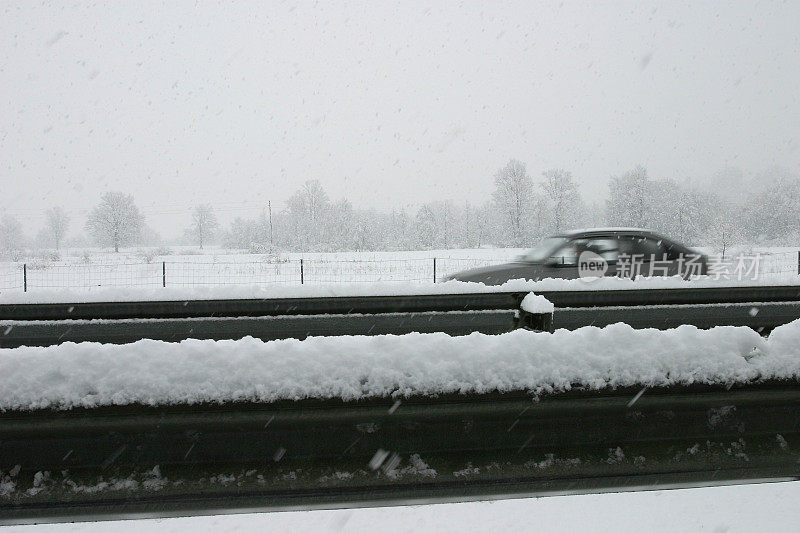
[[578, 250, 608, 280]]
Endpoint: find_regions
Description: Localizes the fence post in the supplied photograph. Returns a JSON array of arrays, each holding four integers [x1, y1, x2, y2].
[[23, 263, 27, 292], [300, 259, 304, 284], [797, 251, 799, 275], [162, 261, 166, 287], [433, 258, 437, 283]]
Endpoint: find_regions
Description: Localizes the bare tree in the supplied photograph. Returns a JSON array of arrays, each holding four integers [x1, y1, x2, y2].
[[540, 168, 579, 232], [0, 214, 25, 259], [415, 204, 437, 249], [44, 207, 70, 250], [286, 180, 331, 250], [741, 174, 800, 243], [223, 217, 261, 250], [186, 204, 219, 249], [411, 201, 459, 250], [328, 198, 355, 250], [85, 192, 144, 252], [606, 165, 651, 228], [492, 159, 534, 246], [704, 203, 740, 259], [650, 183, 716, 244]]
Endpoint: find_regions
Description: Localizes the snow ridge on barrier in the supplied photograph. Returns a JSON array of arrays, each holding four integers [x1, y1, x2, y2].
[[2, 319, 800, 411]]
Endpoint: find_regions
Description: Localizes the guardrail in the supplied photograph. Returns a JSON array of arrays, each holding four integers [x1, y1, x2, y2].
[[0, 293, 526, 321], [3, 285, 800, 347], [3, 285, 800, 321], [3, 288, 800, 523], [549, 301, 800, 332], [2, 381, 798, 524], [0, 291, 554, 348], [0, 311, 532, 348]]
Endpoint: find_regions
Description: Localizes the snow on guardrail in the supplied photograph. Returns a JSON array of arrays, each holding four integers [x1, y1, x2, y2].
[[520, 293, 555, 314], [0, 280, 531, 304], [2, 319, 799, 411]]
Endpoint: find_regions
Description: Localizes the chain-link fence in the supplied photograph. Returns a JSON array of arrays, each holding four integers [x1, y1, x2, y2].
[[1, 252, 798, 292], [704, 250, 800, 281], [748, 251, 800, 277], [0, 257, 509, 292]]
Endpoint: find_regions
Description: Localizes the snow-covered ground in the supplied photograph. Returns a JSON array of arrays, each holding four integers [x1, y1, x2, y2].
[[6, 273, 800, 304], [1, 246, 798, 295], [4, 481, 799, 532], [0, 247, 524, 292], [2, 319, 798, 410]]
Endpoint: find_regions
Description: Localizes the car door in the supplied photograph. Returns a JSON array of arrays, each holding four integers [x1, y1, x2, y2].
[[541, 240, 582, 279], [581, 236, 621, 277], [622, 235, 678, 277]]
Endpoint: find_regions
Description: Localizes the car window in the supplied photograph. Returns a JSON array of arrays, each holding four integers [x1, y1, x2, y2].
[[661, 241, 685, 260], [582, 238, 619, 262], [519, 237, 569, 262], [549, 236, 619, 266], [549, 241, 581, 266], [629, 236, 666, 260]]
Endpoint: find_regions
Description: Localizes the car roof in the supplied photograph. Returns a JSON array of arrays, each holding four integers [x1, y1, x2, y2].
[[556, 227, 671, 240], [559, 227, 653, 235]]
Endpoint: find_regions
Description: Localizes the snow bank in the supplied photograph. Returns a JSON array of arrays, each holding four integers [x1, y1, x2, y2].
[[2, 320, 800, 411]]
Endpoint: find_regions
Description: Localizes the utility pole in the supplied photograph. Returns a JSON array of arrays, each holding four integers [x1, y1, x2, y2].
[[268, 200, 274, 252]]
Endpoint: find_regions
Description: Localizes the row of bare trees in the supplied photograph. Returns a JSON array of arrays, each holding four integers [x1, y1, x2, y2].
[[2, 162, 798, 257], [491, 159, 590, 247], [606, 165, 800, 255], [219, 164, 595, 252], [0, 193, 218, 257]]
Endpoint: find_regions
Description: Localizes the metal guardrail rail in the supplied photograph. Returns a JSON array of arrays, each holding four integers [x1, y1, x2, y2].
[[0, 293, 535, 348], [0, 311, 524, 348], [3, 301, 799, 348], [2, 381, 798, 525], [540, 285, 800, 307], [548, 301, 800, 332], [0, 293, 525, 321], [3, 285, 800, 347], [2, 285, 800, 322]]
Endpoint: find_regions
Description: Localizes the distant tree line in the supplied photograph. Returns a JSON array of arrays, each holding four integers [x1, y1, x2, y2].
[[213, 162, 800, 253], [1, 162, 799, 258], [605, 165, 800, 254]]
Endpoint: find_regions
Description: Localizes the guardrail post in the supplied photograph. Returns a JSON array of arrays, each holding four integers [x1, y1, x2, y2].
[[162, 261, 166, 287], [519, 310, 554, 333], [433, 258, 437, 283], [23, 263, 27, 292], [300, 259, 304, 284]]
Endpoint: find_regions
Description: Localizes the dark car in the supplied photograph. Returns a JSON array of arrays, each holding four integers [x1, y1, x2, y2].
[[444, 228, 708, 285]]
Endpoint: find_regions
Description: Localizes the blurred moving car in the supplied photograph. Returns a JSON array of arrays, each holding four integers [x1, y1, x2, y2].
[[444, 228, 708, 285]]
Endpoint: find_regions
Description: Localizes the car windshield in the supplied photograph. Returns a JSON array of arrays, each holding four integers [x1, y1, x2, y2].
[[518, 237, 569, 262]]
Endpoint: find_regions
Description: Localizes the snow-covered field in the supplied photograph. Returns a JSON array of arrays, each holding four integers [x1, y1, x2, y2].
[[0, 247, 523, 292], [1, 246, 798, 294], [4, 481, 799, 532]]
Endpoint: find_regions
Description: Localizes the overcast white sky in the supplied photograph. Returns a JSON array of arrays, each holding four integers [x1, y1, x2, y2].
[[1, 0, 799, 238]]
